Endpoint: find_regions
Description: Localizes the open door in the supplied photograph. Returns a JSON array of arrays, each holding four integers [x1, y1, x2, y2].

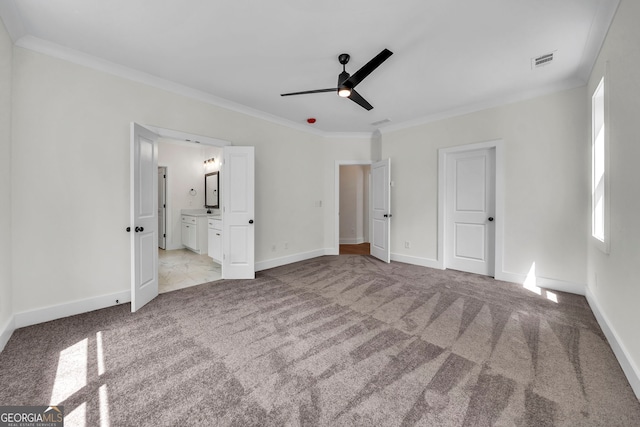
[[222, 146, 255, 279], [130, 123, 159, 312], [371, 158, 391, 263]]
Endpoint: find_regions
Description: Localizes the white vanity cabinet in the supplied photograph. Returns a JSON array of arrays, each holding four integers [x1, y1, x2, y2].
[[208, 217, 222, 264], [181, 214, 208, 254]]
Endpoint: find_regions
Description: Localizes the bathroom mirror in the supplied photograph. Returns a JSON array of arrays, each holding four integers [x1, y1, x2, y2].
[[205, 171, 219, 209]]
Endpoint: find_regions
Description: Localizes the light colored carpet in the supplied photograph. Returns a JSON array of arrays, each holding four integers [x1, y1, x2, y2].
[[1, 255, 639, 426]]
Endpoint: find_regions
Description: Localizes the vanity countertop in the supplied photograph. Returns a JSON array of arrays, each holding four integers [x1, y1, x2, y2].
[[208, 214, 221, 219], [181, 209, 210, 217]]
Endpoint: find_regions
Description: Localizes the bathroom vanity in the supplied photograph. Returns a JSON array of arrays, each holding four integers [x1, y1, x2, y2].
[[180, 210, 209, 254], [208, 216, 222, 264]]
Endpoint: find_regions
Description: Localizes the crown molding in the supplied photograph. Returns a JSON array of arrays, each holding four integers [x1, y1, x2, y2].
[[576, 0, 620, 82], [0, 0, 26, 42], [379, 77, 586, 134], [13, 36, 347, 138]]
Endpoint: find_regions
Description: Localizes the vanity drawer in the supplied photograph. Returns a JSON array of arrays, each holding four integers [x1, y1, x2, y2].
[[181, 215, 197, 225], [208, 218, 222, 230]]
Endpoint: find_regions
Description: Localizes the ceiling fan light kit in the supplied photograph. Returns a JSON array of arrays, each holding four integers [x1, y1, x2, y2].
[[281, 49, 393, 110]]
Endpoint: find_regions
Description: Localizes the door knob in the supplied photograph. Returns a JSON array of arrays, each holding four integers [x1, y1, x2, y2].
[[488, 217, 494, 222], [126, 227, 131, 232], [249, 219, 254, 224]]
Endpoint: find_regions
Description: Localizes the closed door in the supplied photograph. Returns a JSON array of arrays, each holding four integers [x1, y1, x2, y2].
[[445, 148, 495, 276]]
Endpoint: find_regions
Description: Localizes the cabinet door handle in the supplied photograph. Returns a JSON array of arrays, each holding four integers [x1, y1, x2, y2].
[[126, 227, 131, 232], [216, 233, 220, 236], [134, 226, 144, 232], [249, 219, 254, 224]]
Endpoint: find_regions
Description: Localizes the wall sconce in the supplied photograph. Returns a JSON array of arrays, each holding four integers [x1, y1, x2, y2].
[[203, 157, 216, 171]]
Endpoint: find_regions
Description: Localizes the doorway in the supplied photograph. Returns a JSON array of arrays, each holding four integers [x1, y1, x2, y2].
[[339, 164, 371, 254], [438, 140, 504, 277], [156, 139, 222, 293], [131, 124, 257, 312]]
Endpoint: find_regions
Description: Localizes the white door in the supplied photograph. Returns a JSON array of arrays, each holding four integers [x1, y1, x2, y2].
[[130, 123, 159, 312], [445, 148, 495, 276], [222, 146, 255, 279], [371, 158, 391, 263], [158, 167, 167, 250]]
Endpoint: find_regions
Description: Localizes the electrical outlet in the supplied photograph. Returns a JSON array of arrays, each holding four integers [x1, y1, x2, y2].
[[284, 242, 288, 250], [271, 244, 276, 252], [404, 241, 411, 249]]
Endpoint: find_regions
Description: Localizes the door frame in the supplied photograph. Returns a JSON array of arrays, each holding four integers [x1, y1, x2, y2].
[[334, 160, 373, 255], [437, 140, 505, 279], [132, 124, 231, 304], [158, 166, 167, 250]]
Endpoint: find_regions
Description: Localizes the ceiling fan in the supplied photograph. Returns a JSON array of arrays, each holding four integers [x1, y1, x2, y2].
[[280, 49, 393, 111]]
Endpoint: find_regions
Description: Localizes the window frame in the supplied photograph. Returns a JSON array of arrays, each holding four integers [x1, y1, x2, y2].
[[591, 71, 610, 254]]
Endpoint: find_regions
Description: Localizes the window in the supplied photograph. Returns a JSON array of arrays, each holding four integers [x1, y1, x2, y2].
[[592, 76, 609, 252]]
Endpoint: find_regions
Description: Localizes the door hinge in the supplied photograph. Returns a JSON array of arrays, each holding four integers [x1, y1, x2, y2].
[[163, 233, 166, 237], [163, 174, 166, 178], [163, 204, 166, 208]]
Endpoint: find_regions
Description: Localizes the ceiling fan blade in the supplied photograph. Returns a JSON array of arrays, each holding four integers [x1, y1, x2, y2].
[[343, 49, 393, 89], [348, 89, 373, 110], [280, 88, 336, 96]]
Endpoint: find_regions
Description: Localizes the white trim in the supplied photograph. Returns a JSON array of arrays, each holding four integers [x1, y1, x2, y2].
[[388, 252, 585, 296], [334, 160, 374, 255], [379, 79, 585, 135], [255, 249, 330, 272], [0, 315, 15, 352], [577, 0, 620, 82], [586, 287, 640, 400], [496, 270, 586, 296], [391, 253, 441, 270], [438, 140, 505, 274], [147, 125, 231, 147], [0, 0, 26, 41], [591, 66, 610, 254], [12, 36, 347, 138], [13, 290, 131, 329]]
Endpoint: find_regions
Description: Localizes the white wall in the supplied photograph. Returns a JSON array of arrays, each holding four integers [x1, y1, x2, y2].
[[382, 86, 588, 285], [586, 0, 640, 396], [158, 139, 220, 250], [0, 17, 13, 348], [10, 46, 327, 316]]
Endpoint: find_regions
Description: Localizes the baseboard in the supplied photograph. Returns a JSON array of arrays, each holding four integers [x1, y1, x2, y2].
[[339, 237, 365, 245], [14, 290, 131, 329], [586, 287, 640, 400], [390, 253, 442, 269], [255, 249, 330, 272], [496, 270, 586, 296], [0, 315, 15, 353]]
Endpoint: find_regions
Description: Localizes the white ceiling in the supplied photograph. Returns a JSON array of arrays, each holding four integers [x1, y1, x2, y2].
[[0, 0, 619, 134]]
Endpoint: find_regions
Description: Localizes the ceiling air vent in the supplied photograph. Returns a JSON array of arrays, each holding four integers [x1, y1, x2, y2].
[[371, 118, 391, 126], [532, 51, 555, 69]]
